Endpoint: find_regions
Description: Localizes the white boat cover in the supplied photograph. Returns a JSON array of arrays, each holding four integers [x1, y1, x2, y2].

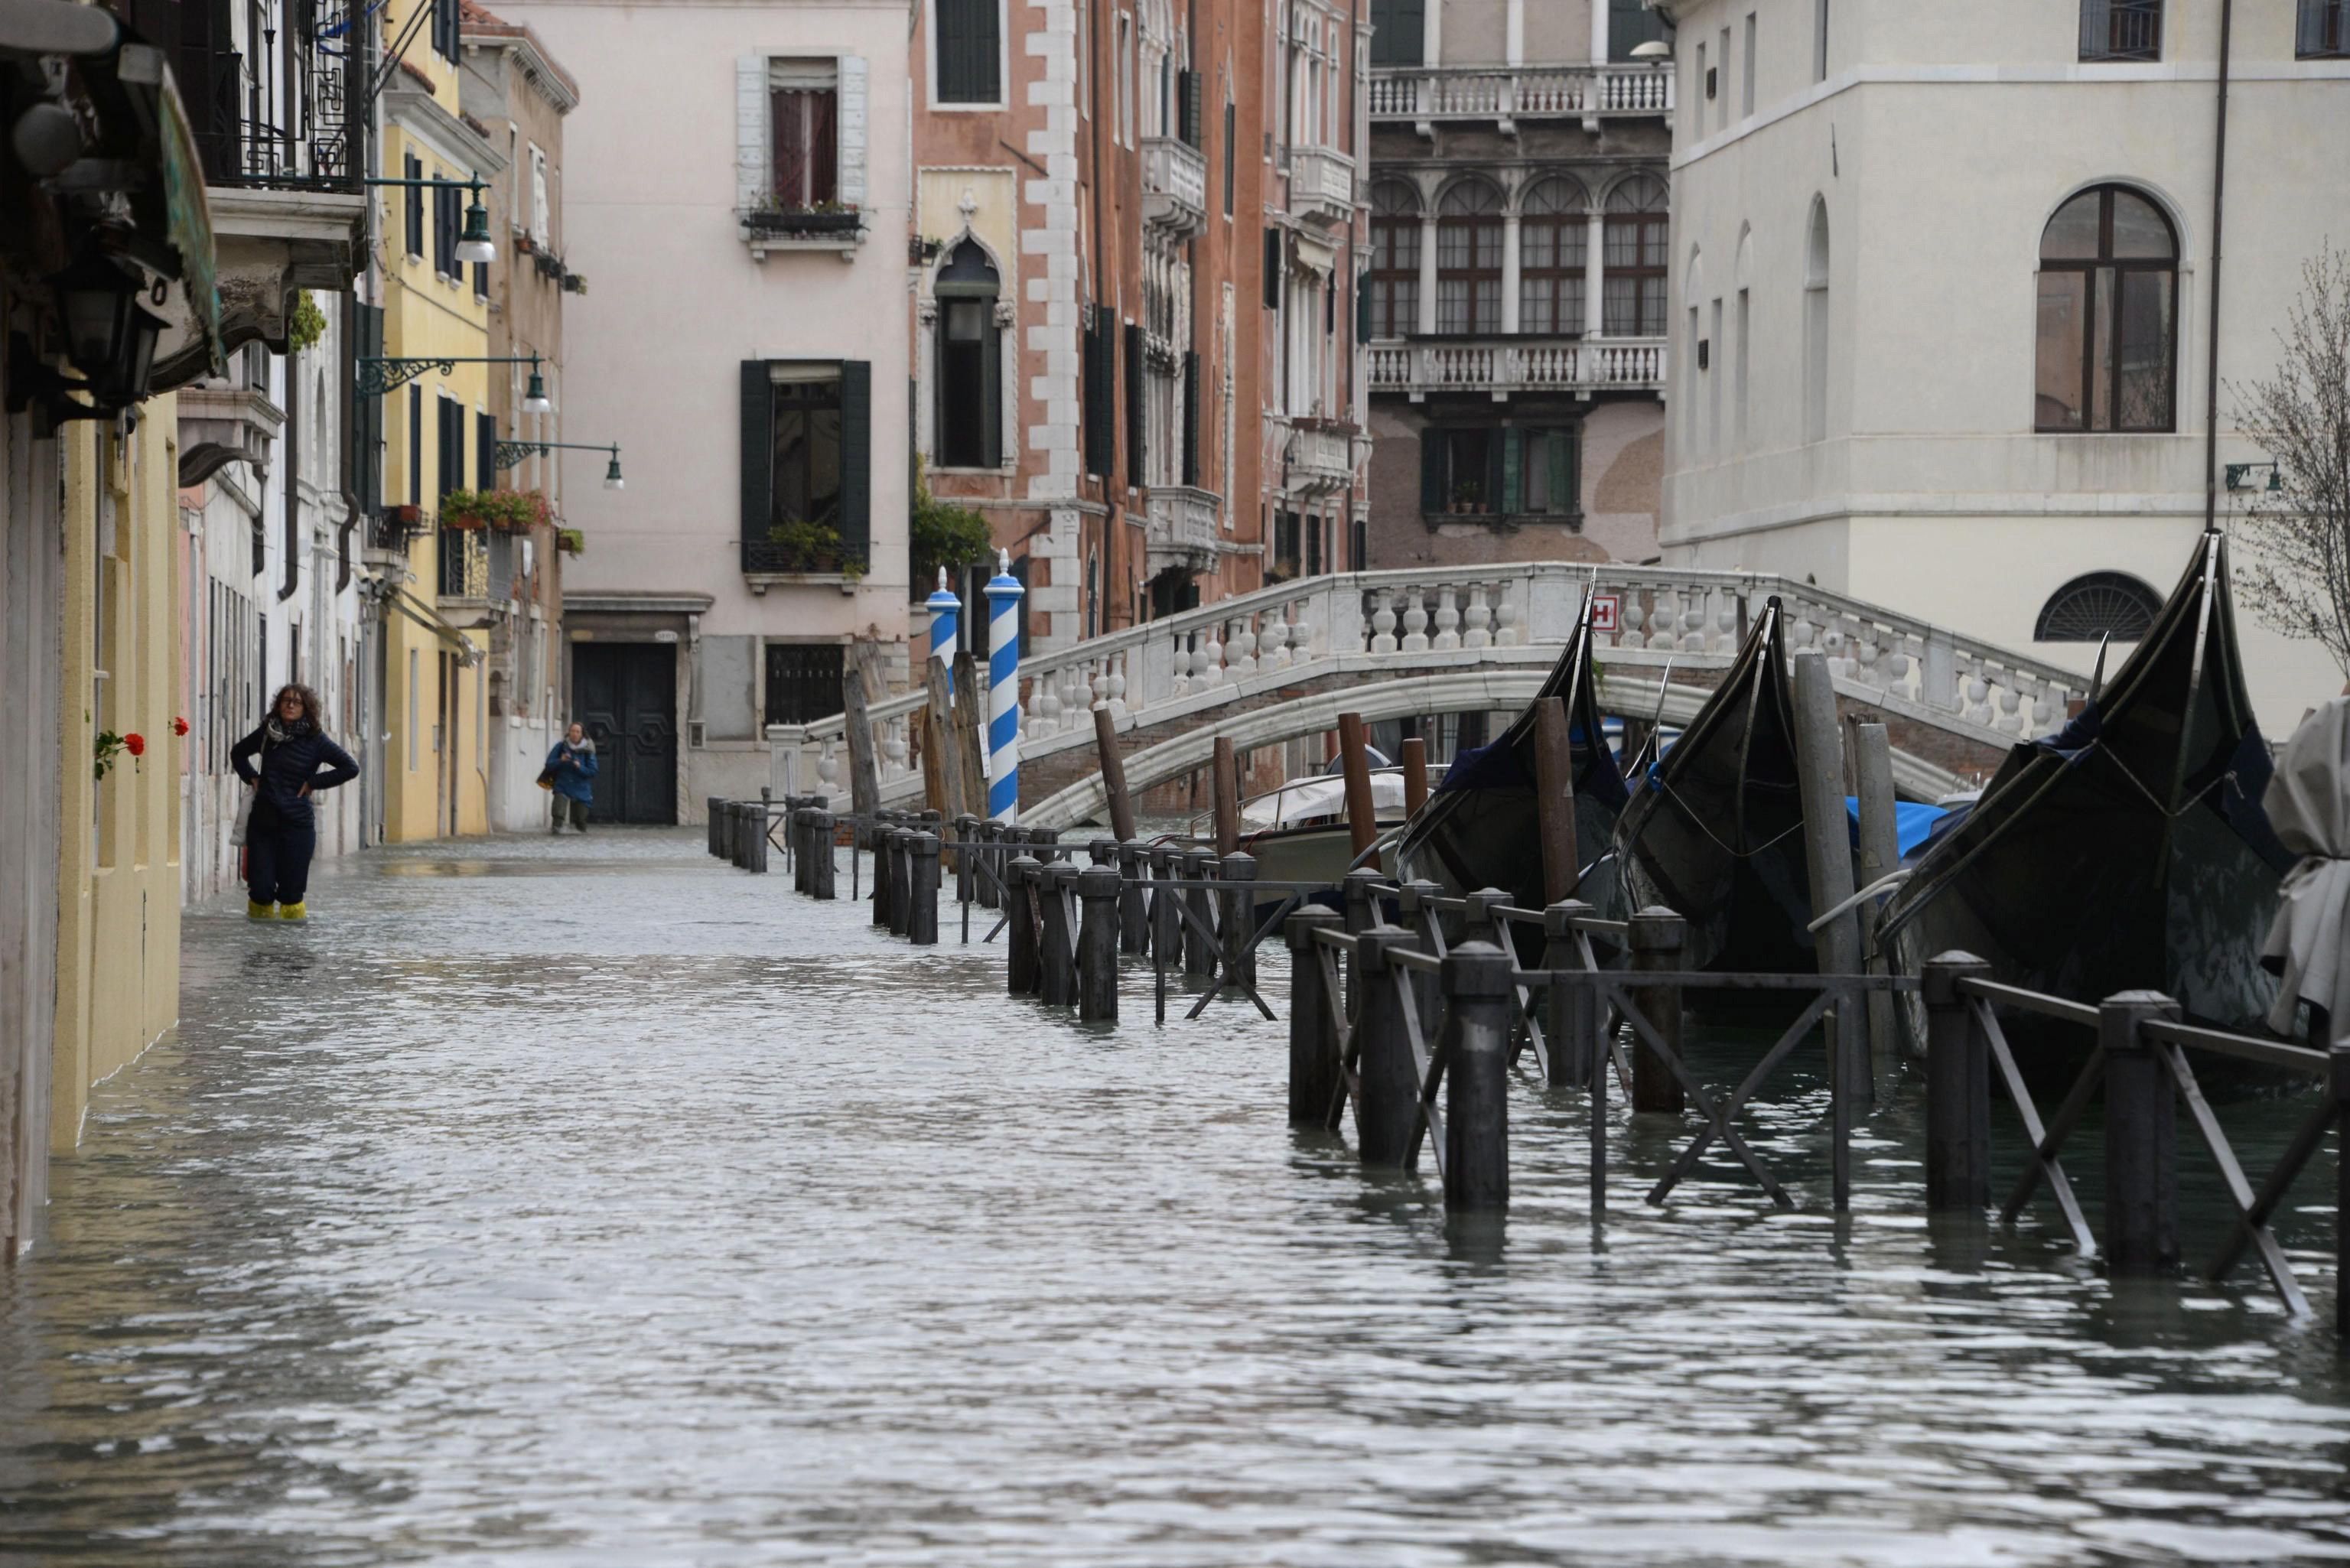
[[2260, 697, 2350, 1036], [1241, 771, 1408, 830]]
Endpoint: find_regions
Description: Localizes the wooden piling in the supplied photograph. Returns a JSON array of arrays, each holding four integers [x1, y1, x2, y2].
[[1922, 952, 1992, 1211], [951, 650, 990, 819], [1147, 844, 1178, 962], [1852, 721, 1902, 1067], [1352, 926, 1419, 1166], [1285, 909, 1343, 1124], [1118, 840, 1150, 954], [975, 820, 1003, 909], [1336, 711, 1379, 860], [2103, 990, 2182, 1274], [1076, 866, 1121, 1021], [888, 828, 915, 937], [1791, 650, 1868, 1106], [924, 660, 962, 825], [907, 832, 941, 945], [870, 816, 895, 928], [1182, 850, 1217, 978], [1095, 705, 1138, 844], [952, 814, 979, 903], [744, 802, 769, 873], [1004, 854, 1042, 996], [1444, 942, 1515, 1213], [1212, 736, 1242, 857], [1541, 900, 1597, 1085], [1401, 736, 1430, 815], [1038, 863, 1079, 1007], [809, 812, 836, 899], [1219, 851, 1258, 994], [2335, 1043, 2350, 1342], [706, 795, 724, 857], [1626, 906, 1687, 1114], [1532, 696, 1580, 903], [841, 667, 882, 838]]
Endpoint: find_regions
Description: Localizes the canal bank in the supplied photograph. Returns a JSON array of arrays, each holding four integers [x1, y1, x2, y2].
[[2, 828, 2347, 1564]]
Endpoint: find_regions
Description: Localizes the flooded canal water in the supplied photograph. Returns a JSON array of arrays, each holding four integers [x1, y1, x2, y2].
[[3, 830, 2347, 1565]]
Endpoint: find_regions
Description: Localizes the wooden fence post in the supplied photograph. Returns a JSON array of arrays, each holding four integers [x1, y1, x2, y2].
[[1182, 849, 1217, 978], [1923, 951, 1992, 1211], [841, 667, 881, 835], [1542, 899, 1597, 1085], [1401, 736, 1430, 815], [1627, 906, 1686, 1114], [1118, 840, 1150, 954], [975, 820, 1003, 909], [1219, 851, 1258, 994], [1038, 863, 1079, 1007], [809, 812, 836, 900], [1148, 844, 1179, 963], [1095, 706, 1138, 844], [1004, 854, 1041, 997], [2103, 990, 2182, 1274], [1286, 909, 1343, 1124], [707, 795, 724, 857], [1397, 880, 1446, 1043], [1852, 721, 1902, 1067], [1212, 735, 1242, 857], [889, 828, 915, 936], [952, 813, 979, 903], [1077, 865, 1121, 1021], [1791, 649, 1868, 1108], [1353, 926, 1418, 1166], [1336, 711, 1379, 860], [1462, 887, 1506, 948], [744, 802, 769, 873], [906, 832, 940, 945], [1444, 941, 1515, 1213], [870, 813, 895, 928]]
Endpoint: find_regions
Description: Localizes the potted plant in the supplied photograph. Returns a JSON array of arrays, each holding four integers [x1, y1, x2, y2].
[[441, 488, 552, 533], [556, 527, 585, 555], [1452, 480, 1483, 516], [765, 515, 845, 573], [744, 200, 864, 237]]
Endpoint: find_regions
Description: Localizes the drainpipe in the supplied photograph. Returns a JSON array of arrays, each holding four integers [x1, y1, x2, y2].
[[2201, 0, 2233, 534], [279, 338, 301, 601]]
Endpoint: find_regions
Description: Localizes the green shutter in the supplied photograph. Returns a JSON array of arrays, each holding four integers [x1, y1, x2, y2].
[[1502, 428, 1522, 516], [740, 360, 773, 553], [1124, 322, 1146, 490], [1263, 228, 1282, 310], [1550, 428, 1574, 518], [1356, 278, 1372, 342], [981, 316, 1004, 467], [1419, 430, 1444, 516], [838, 359, 871, 568], [1181, 350, 1200, 486], [1374, 0, 1425, 65]]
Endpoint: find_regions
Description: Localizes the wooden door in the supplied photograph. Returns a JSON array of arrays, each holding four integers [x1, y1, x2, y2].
[[571, 642, 678, 824]]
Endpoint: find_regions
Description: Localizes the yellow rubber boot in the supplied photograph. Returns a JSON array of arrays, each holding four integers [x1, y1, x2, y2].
[[246, 900, 275, 920], [277, 901, 308, 922]]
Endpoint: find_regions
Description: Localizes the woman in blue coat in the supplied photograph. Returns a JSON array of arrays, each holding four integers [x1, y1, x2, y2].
[[546, 723, 598, 833], [231, 684, 360, 922]]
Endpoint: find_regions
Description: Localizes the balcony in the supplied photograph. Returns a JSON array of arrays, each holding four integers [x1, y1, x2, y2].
[[1368, 338, 1668, 401], [175, 383, 285, 486], [1281, 419, 1359, 495], [1368, 64, 1674, 134], [1144, 485, 1221, 572], [1287, 145, 1356, 229], [1141, 137, 1208, 237]]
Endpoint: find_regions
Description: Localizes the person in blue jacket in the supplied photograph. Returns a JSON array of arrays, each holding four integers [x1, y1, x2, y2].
[[546, 723, 598, 834], [231, 684, 360, 922]]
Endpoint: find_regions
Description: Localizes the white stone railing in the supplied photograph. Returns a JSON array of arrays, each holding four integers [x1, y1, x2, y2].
[[767, 563, 2096, 805], [1141, 136, 1207, 234], [1369, 337, 1667, 397], [1368, 64, 1675, 123], [1288, 145, 1356, 226], [1279, 420, 1357, 493], [1144, 484, 1219, 566]]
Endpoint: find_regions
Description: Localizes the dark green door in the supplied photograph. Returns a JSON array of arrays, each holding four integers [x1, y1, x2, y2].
[[572, 642, 678, 825]]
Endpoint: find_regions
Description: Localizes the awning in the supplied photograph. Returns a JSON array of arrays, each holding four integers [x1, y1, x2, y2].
[[393, 591, 483, 663]]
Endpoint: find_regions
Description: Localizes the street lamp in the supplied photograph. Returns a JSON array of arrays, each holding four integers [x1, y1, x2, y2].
[[522, 363, 552, 414], [2224, 461, 2283, 493], [54, 250, 164, 407], [604, 448, 625, 491], [363, 171, 497, 266], [356, 352, 551, 398], [492, 436, 623, 490]]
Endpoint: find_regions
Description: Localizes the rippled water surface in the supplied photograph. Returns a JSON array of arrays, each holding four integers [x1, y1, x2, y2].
[[4, 829, 2348, 1566]]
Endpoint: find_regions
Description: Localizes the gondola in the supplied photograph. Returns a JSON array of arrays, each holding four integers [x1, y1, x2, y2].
[[1876, 532, 2297, 1072], [1394, 596, 1631, 916], [1609, 597, 1815, 978]]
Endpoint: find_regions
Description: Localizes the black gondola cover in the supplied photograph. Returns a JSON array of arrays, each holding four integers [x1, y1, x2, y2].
[[1395, 603, 1629, 913], [1879, 533, 2295, 1056], [1610, 598, 1815, 976]]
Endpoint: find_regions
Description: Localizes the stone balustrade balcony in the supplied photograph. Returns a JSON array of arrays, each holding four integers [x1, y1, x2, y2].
[[1369, 337, 1666, 401], [1281, 419, 1359, 494], [1144, 485, 1221, 572], [1287, 145, 1356, 229], [1141, 137, 1208, 237], [1368, 64, 1675, 133]]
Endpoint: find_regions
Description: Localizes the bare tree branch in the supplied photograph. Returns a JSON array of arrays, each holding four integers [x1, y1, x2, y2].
[[2234, 243, 2350, 681]]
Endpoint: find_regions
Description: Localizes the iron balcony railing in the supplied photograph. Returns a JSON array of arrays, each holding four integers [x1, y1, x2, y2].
[[180, 2, 362, 193]]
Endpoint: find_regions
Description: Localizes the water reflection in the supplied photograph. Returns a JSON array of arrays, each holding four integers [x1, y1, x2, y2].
[[0, 828, 2345, 1565]]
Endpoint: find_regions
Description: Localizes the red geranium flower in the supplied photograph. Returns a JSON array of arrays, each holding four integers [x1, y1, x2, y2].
[[123, 733, 145, 757], [172, 716, 189, 737]]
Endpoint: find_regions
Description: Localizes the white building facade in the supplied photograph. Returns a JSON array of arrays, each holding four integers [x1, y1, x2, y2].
[[493, 0, 914, 821], [1653, 0, 2348, 731]]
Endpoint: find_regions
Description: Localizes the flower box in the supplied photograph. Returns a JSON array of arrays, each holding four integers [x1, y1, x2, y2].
[[742, 207, 864, 237]]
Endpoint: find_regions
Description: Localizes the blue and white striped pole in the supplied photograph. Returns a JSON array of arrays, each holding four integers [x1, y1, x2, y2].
[[925, 568, 960, 698], [985, 550, 1024, 822]]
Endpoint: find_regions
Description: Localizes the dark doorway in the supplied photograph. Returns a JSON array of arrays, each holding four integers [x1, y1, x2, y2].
[[573, 642, 679, 824]]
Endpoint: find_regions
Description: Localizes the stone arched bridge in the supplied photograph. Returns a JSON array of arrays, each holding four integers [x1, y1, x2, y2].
[[766, 562, 2098, 828]]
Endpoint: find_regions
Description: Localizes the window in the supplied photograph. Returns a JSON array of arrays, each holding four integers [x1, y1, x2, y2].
[[2034, 573, 2162, 642], [2300, 0, 2349, 57], [1519, 429, 1580, 518], [407, 384, 422, 503], [934, 0, 1003, 103], [770, 60, 838, 209], [2033, 184, 2176, 433], [1371, 0, 1424, 65], [1083, 310, 1116, 475], [1367, 182, 1421, 339], [1716, 26, 1730, 127], [1421, 428, 1493, 513], [1518, 178, 1588, 337], [1117, 12, 1133, 147], [432, 0, 459, 63], [935, 241, 1004, 467], [1743, 12, 1756, 115], [1223, 99, 1235, 215], [1814, 0, 1830, 79], [739, 360, 874, 572], [1608, 0, 1665, 60], [1417, 427, 1580, 519], [432, 176, 457, 277], [1603, 174, 1669, 337], [1804, 199, 1829, 443], [765, 643, 846, 724], [1734, 286, 1750, 447], [403, 152, 424, 256], [2081, 0, 2160, 61], [1435, 180, 1502, 335], [529, 145, 551, 242]]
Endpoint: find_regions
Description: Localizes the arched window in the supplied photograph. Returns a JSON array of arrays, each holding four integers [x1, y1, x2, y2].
[[934, 239, 1003, 467], [1602, 174, 1668, 336], [1518, 177, 1589, 336], [2034, 184, 2177, 433], [1804, 197, 1829, 444], [2034, 571, 2163, 641], [1367, 182, 1421, 340], [1435, 180, 1503, 335]]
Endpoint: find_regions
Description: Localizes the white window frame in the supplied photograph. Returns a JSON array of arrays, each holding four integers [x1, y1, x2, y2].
[[926, 0, 1010, 112]]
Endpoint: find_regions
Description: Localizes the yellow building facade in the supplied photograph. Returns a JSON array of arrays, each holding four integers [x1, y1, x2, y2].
[[376, 6, 508, 843], [50, 412, 187, 1150]]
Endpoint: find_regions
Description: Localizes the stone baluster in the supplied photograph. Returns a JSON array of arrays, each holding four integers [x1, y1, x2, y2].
[[1432, 584, 1461, 651], [1681, 589, 1707, 652], [1170, 632, 1193, 699], [1228, 614, 1258, 678], [1089, 659, 1110, 712], [1290, 596, 1317, 663], [1400, 586, 1431, 653], [1107, 652, 1130, 720], [1714, 592, 1738, 654], [1197, 623, 1225, 688], [1621, 594, 1647, 647], [1033, 669, 1062, 735], [1492, 580, 1520, 646], [817, 739, 840, 799], [1258, 602, 1291, 671], [1820, 615, 1847, 679], [1462, 582, 1492, 650], [1789, 607, 1818, 653], [1649, 587, 1679, 651], [1369, 587, 1400, 656], [882, 714, 910, 778]]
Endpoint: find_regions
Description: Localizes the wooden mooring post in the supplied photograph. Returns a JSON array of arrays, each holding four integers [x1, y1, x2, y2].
[[1181, 850, 1216, 978], [1352, 926, 1419, 1166], [1117, 840, 1150, 954], [1401, 736, 1429, 815], [1212, 736, 1241, 857], [1037, 863, 1079, 1007], [1004, 854, 1041, 996], [1541, 899, 1598, 1085], [2104, 990, 2182, 1274], [1851, 722, 1902, 1070], [1095, 706, 1138, 844], [1077, 866, 1121, 1021], [1444, 942, 1515, 1213], [1219, 852, 1258, 994], [809, 811, 836, 899], [1532, 697, 1579, 902], [952, 814, 979, 904], [1627, 906, 1687, 1114], [1286, 909, 1342, 1125], [889, 827, 915, 937], [1791, 650, 1869, 1110], [1336, 712, 1379, 861], [906, 833, 940, 945], [1922, 952, 1992, 1211]]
